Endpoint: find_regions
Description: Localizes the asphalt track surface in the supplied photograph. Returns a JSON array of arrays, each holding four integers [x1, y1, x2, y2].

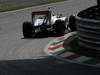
[[0, 0, 99, 75]]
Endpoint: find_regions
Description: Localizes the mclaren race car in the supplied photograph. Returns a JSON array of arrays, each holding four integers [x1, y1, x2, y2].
[[22, 10, 68, 38]]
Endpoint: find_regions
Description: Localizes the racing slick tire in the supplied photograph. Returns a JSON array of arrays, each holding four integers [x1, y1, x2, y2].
[[22, 22, 34, 38], [53, 20, 66, 36], [67, 15, 76, 32]]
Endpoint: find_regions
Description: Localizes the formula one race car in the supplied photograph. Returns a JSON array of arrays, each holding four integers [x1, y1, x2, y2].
[[22, 9, 68, 38]]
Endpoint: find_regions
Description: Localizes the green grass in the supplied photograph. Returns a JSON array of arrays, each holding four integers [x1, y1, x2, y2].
[[0, 0, 65, 12]]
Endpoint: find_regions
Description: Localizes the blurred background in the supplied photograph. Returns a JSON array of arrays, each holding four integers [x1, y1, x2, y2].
[[0, 0, 65, 11]]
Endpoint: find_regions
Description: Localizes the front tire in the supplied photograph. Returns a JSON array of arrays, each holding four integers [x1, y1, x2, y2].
[[53, 20, 66, 36], [22, 22, 34, 38]]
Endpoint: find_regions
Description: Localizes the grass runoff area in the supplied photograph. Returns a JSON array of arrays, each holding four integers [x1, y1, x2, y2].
[[0, 0, 65, 12]]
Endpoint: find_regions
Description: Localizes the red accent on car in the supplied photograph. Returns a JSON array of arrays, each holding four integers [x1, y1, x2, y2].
[[32, 10, 50, 14]]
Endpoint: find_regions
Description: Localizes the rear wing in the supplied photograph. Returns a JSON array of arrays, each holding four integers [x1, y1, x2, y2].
[[32, 10, 51, 25]]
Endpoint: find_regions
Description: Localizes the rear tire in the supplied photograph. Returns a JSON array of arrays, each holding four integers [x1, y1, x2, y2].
[[22, 22, 34, 38], [53, 20, 66, 36]]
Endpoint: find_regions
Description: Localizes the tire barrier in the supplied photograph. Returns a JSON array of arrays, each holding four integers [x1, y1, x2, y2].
[[76, 6, 100, 52]]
